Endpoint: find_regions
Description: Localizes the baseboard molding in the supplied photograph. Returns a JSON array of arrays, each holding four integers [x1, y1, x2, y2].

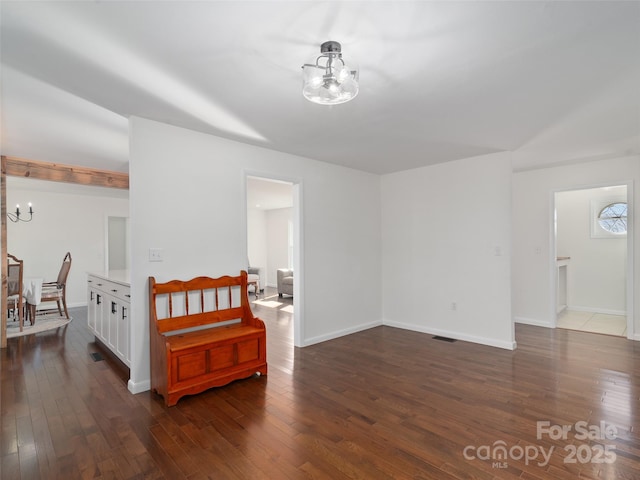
[[383, 320, 517, 351], [303, 320, 383, 347], [36, 301, 87, 311], [567, 305, 626, 316], [514, 316, 553, 328], [128, 378, 151, 395]]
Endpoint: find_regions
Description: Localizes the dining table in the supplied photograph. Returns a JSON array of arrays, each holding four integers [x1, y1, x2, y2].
[[23, 277, 44, 325], [23, 277, 44, 306], [7, 277, 43, 330]]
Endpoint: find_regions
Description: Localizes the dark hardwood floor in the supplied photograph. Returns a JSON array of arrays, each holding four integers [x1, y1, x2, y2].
[[2, 289, 639, 479]]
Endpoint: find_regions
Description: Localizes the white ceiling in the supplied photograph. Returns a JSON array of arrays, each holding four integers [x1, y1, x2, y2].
[[1, 1, 639, 176]]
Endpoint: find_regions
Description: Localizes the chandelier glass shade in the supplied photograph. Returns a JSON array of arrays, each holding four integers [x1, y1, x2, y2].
[[302, 41, 359, 105]]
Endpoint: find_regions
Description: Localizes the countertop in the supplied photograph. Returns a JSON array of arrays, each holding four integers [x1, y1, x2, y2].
[[88, 270, 131, 286]]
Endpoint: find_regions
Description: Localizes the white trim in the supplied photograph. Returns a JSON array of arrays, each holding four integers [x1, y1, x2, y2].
[[514, 316, 553, 328], [243, 170, 305, 348], [303, 320, 382, 346], [292, 182, 303, 348], [625, 181, 635, 340], [566, 306, 627, 316], [35, 301, 88, 309], [551, 180, 635, 340], [549, 189, 558, 328], [384, 320, 517, 350], [128, 378, 150, 395], [104, 214, 110, 272]]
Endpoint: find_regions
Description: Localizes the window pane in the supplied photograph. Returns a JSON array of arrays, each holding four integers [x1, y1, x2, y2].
[[598, 203, 627, 234]]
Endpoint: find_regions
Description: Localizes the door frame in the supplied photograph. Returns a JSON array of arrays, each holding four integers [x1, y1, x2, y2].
[[550, 180, 634, 339], [243, 171, 304, 347]]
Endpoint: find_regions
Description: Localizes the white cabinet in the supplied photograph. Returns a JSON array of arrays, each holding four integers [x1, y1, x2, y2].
[[87, 272, 131, 367], [116, 302, 129, 362], [87, 284, 97, 332]]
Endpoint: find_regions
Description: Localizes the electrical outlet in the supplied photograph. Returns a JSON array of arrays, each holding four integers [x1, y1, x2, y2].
[[149, 248, 163, 262], [451, 302, 457, 311]]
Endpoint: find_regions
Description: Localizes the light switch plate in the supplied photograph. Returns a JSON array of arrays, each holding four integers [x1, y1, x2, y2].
[[149, 248, 163, 262]]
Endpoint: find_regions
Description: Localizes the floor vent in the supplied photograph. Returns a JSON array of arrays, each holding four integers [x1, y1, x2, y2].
[[433, 336, 457, 343], [90, 352, 104, 362]]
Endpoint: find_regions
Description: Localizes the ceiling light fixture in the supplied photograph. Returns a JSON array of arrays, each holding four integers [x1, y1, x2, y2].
[[302, 41, 359, 105]]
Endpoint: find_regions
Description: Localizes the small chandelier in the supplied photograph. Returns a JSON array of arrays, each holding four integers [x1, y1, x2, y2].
[[7, 203, 34, 223], [302, 41, 359, 105]]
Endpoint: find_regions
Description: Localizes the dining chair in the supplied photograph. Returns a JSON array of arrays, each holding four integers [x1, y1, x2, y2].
[[38, 252, 72, 319], [7, 253, 25, 331]]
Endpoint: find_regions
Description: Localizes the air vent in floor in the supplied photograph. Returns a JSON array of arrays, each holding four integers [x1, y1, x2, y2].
[[90, 352, 104, 362]]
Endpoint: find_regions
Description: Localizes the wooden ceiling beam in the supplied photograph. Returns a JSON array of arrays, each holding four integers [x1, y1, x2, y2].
[[2, 156, 129, 189]]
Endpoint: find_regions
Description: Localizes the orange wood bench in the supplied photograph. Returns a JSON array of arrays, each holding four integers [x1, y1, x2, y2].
[[149, 271, 267, 406]]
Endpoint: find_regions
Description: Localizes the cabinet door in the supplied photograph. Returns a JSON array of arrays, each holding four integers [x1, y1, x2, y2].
[[96, 290, 107, 342], [87, 286, 97, 333], [107, 295, 119, 351], [117, 303, 130, 366]]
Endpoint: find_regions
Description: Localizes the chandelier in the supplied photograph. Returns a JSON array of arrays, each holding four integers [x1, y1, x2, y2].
[[7, 203, 34, 223], [302, 41, 359, 105]]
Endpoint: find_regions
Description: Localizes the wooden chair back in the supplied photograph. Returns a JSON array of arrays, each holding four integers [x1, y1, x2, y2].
[[39, 252, 72, 319], [55, 252, 72, 287], [7, 253, 25, 330], [7, 253, 23, 297]]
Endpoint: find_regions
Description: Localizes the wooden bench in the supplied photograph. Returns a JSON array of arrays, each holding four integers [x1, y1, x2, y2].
[[149, 271, 267, 406]]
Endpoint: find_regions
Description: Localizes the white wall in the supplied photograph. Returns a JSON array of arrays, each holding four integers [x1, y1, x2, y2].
[[129, 117, 382, 393], [266, 207, 292, 287], [381, 152, 515, 350], [512, 155, 639, 338], [6, 178, 129, 311], [556, 186, 627, 314]]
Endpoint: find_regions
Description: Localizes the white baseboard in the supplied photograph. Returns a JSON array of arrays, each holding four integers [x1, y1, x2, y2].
[[128, 378, 151, 394], [303, 320, 382, 346], [567, 305, 627, 316], [383, 320, 517, 351], [35, 301, 87, 310], [514, 316, 553, 328]]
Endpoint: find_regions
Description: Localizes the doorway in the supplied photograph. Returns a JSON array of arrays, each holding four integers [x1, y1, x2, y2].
[[553, 184, 632, 337], [245, 174, 300, 350], [106, 216, 130, 271]]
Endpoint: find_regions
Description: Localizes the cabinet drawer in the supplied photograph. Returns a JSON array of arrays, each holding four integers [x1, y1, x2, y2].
[[89, 276, 130, 302], [106, 285, 130, 303]]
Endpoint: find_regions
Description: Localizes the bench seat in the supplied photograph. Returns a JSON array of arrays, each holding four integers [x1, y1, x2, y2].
[[149, 272, 267, 406], [166, 324, 264, 352]]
